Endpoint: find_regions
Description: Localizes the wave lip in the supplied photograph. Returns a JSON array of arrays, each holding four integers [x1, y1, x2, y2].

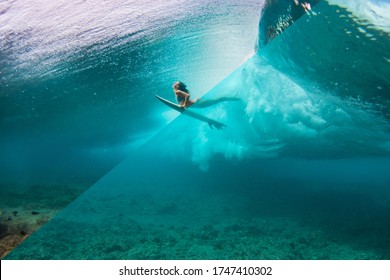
[[258, 0, 390, 116], [328, 0, 390, 33]]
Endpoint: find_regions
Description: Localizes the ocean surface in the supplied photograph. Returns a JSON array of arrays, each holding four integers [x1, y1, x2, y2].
[[1, 0, 390, 259]]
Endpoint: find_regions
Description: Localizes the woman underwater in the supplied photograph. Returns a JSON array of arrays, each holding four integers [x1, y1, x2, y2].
[[172, 81, 239, 108], [172, 81, 198, 108]]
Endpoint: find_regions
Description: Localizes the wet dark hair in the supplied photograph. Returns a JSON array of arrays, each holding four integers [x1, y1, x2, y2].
[[174, 81, 189, 93]]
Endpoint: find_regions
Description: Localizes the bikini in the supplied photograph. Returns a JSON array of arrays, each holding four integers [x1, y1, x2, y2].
[[175, 91, 185, 104]]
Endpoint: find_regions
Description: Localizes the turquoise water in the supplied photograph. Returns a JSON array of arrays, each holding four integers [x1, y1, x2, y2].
[[0, 0, 261, 185], [2, 0, 390, 259]]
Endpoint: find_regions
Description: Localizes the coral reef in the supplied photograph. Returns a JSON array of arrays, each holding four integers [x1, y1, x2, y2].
[[0, 183, 86, 258]]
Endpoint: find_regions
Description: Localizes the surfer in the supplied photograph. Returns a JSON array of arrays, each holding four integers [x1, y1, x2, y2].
[[172, 81, 240, 109], [172, 81, 198, 108]]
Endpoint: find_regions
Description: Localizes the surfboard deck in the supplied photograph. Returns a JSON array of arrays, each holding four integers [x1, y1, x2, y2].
[[155, 95, 226, 130]]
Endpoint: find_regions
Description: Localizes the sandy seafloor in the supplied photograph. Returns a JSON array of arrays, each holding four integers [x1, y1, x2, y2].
[[5, 154, 390, 260]]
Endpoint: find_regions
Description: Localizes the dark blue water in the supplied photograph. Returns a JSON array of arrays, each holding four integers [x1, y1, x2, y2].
[[2, 0, 390, 259], [0, 0, 261, 185]]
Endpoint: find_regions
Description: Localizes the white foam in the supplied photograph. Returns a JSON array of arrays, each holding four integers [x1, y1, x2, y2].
[[178, 55, 390, 169]]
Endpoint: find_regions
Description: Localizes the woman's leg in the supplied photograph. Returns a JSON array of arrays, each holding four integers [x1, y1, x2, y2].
[[191, 97, 240, 108]]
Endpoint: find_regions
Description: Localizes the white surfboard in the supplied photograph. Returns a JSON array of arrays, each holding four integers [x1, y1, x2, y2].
[[155, 95, 226, 130]]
